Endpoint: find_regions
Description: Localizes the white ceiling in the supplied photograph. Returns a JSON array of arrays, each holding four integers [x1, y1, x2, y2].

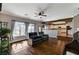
[[2, 3, 79, 21]]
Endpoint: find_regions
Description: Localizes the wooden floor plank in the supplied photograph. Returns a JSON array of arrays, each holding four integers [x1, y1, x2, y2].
[[10, 37, 72, 55]]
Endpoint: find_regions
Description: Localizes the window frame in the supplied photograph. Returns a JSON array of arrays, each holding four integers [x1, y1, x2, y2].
[[13, 21, 26, 37], [28, 23, 35, 33]]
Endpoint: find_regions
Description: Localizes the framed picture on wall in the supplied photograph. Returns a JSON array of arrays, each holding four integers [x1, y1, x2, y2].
[[0, 22, 8, 28], [2, 22, 8, 28]]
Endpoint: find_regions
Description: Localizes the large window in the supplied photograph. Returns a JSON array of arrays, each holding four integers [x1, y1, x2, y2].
[[13, 22, 26, 37], [28, 24, 35, 33]]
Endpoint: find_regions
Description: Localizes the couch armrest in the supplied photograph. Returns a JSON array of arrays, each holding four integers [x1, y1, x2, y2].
[[28, 39, 32, 46]]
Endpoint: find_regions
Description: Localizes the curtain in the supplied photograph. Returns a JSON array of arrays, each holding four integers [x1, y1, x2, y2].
[[11, 20, 15, 40], [34, 24, 36, 32], [25, 22, 29, 39], [35, 24, 39, 32], [34, 24, 39, 36]]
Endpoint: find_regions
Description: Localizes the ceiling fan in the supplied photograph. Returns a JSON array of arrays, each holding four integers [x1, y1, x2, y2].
[[34, 4, 50, 18], [35, 10, 47, 18]]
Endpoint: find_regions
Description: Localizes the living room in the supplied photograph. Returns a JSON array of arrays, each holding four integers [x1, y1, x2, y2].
[[0, 3, 79, 55]]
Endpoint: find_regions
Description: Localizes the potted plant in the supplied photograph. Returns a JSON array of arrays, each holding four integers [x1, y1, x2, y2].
[[0, 28, 11, 55], [0, 28, 11, 37]]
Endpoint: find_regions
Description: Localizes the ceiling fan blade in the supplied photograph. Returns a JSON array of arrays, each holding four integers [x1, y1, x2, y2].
[[41, 15, 47, 17], [34, 15, 39, 17], [36, 6, 43, 12], [42, 14, 47, 17], [43, 4, 51, 12], [34, 16, 37, 17]]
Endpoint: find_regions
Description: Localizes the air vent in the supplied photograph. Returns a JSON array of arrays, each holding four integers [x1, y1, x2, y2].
[[0, 3, 2, 11]]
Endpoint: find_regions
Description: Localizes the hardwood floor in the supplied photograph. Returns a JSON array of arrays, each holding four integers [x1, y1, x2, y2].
[[10, 37, 72, 55]]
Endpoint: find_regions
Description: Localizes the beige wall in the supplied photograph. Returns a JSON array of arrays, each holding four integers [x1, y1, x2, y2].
[[73, 14, 79, 33], [0, 13, 12, 29], [0, 13, 42, 30]]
